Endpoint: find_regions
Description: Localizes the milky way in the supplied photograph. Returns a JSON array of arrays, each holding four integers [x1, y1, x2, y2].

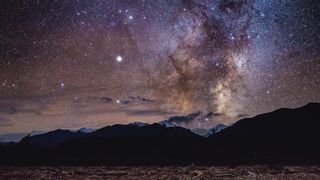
[[0, 0, 320, 133]]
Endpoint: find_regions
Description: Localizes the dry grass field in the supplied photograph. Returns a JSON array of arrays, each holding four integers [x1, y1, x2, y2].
[[0, 165, 320, 179]]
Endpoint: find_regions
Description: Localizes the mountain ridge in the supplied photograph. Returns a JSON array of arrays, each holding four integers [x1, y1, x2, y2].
[[1, 102, 320, 165]]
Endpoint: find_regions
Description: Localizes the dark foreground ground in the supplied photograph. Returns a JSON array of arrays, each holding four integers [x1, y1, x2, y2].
[[0, 166, 320, 179]]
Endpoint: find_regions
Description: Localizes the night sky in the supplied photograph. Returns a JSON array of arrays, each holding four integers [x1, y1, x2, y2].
[[1, 0, 320, 133]]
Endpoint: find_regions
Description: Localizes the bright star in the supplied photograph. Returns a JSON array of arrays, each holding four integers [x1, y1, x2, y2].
[[116, 56, 123, 62]]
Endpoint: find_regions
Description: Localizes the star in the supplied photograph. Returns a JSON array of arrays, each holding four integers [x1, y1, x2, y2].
[[116, 56, 123, 63]]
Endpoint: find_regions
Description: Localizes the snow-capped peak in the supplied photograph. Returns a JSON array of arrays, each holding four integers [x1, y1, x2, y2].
[[158, 120, 176, 128], [205, 124, 228, 137], [128, 122, 148, 127], [77, 127, 96, 133], [214, 124, 227, 133]]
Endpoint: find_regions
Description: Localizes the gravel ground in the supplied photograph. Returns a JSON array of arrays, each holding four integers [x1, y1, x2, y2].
[[0, 165, 320, 179]]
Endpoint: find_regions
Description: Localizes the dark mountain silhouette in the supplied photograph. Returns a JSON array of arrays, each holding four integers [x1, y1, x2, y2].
[[21, 129, 86, 147], [19, 122, 198, 148], [93, 123, 195, 138], [0, 131, 44, 143], [0, 102, 320, 165], [205, 102, 320, 163], [210, 103, 320, 138], [10, 123, 202, 165], [204, 124, 228, 137]]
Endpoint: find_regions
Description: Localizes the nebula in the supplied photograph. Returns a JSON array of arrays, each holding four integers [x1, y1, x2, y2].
[[143, 0, 254, 125]]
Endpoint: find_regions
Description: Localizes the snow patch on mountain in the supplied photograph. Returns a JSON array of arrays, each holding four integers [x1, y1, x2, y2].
[[77, 128, 96, 133], [158, 120, 176, 128], [205, 124, 228, 137], [128, 122, 149, 127]]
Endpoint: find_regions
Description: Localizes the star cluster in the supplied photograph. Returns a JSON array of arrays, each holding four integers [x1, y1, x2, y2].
[[0, 0, 319, 133]]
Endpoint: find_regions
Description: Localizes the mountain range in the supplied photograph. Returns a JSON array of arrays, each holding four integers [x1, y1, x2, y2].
[[0, 113, 222, 142], [0, 131, 44, 143], [0, 102, 319, 165]]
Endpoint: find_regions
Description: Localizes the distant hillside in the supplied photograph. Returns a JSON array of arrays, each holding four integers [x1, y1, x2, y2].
[[0, 131, 44, 143]]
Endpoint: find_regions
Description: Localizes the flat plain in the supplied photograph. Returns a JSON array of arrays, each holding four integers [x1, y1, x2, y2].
[[0, 165, 320, 179]]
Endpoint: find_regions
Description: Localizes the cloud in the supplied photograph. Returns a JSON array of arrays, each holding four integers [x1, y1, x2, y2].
[[0, 97, 52, 117], [164, 111, 227, 129], [76, 96, 113, 104], [166, 112, 202, 124], [1, 107, 18, 114], [0, 105, 48, 116], [0, 117, 12, 127], [125, 109, 174, 117], [117, 96, 156, 105]]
